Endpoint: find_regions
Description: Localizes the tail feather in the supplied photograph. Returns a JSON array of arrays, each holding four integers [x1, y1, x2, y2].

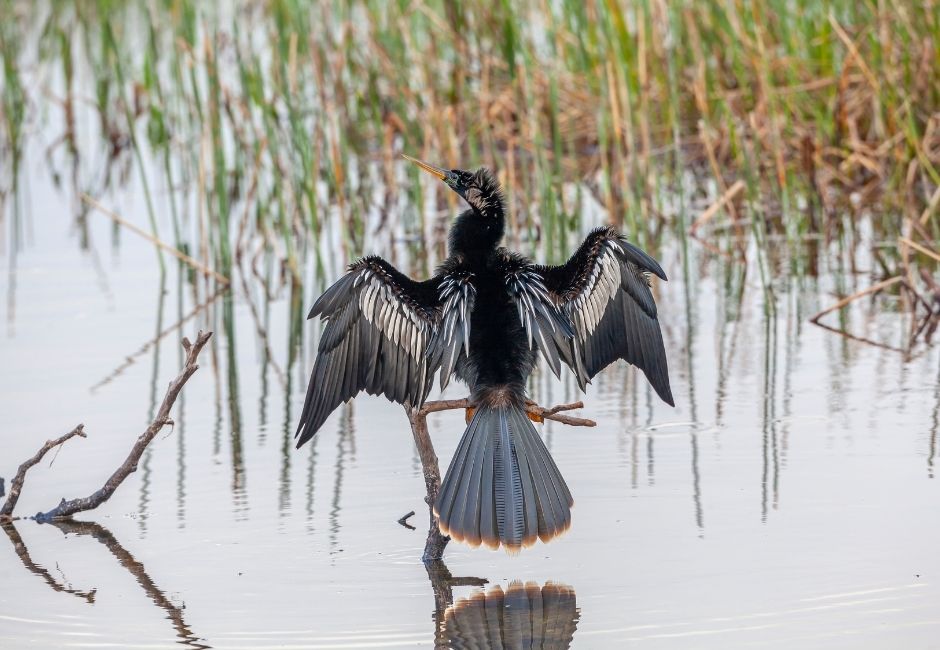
[[435, 416, 479, 526], [507, 410, 540, 545], [514, 408, 574, 540], [453, 414, 489, 546], [493, 413, 524, 547], [510, 408, 565, 541], [435, 404, 573, 552]]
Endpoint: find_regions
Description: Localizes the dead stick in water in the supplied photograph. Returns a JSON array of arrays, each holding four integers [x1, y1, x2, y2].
[[809, 276, 904, 325], [407, 397, 594, 561], [899, 237, 940, 264], [33, 331, 213, 522], [690, 179, 745, 234], [0, 425, 87, 521], [80, 194, 230, 285], [90, 287, 227, 392]]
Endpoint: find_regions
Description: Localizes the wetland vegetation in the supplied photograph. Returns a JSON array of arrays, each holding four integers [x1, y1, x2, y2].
[[1, 1, 939, 648]]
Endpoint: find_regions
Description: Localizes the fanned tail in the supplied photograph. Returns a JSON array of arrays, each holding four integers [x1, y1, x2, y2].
[[434, 404, 573, 552]]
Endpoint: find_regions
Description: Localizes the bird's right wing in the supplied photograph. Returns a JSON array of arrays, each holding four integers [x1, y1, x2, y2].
[[295, 256, 475, 447]]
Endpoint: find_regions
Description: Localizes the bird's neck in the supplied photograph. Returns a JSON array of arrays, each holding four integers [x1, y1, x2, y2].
[[448, 209, 504, 264]]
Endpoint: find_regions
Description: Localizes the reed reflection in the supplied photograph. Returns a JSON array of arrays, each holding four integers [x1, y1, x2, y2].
[[139, 276, 168, 536], [928, 361, 940, 480], [329, 405, 355, 553], [681, 226, 705, 535]]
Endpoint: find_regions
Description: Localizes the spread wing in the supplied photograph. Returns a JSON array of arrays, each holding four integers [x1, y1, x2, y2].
[[295, 256, 475, 447], [534, 227, 674, 406]]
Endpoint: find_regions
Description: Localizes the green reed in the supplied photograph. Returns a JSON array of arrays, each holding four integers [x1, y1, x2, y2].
[[0, 0, 937, 290]]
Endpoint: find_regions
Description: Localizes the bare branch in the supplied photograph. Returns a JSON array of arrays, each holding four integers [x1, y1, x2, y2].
[[417, 398, 471, 416], [418, 398, 596, 427], [525, 399, 597, 427], [397, 510, 416, 530], [407, 405, 450, 561], [0, 425, 87, 521], [34, 331, 213, 522], [809, 275, 903, 325]]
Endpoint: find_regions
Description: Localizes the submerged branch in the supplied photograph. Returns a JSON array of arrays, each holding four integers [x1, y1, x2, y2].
[[0, 425, 87, 522], [34, 331, 213, 522]]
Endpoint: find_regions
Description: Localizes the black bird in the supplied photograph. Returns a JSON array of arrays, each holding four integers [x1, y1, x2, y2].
[[295, 155, 673, 551]]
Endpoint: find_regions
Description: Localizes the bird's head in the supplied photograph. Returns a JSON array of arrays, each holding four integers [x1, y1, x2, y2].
[[403, 154, 505, 255]]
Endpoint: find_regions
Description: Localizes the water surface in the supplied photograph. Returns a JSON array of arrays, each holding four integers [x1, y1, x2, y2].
[[2, 153, 939, 649]]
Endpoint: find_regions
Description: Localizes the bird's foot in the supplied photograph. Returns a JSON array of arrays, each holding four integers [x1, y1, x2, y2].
[[523, 399, 544, 423], [464, 407, 475, 424]]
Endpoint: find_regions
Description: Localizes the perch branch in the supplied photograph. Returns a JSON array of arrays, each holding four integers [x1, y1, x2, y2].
[[407, 405, 450, 561], [0, 425, 86, 521], [34, 331, 213, 522], [417, 398, 596, 427]]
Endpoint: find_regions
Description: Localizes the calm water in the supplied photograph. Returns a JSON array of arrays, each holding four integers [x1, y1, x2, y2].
[[0, 37, 938, 642], [2, 149, 939, 649]]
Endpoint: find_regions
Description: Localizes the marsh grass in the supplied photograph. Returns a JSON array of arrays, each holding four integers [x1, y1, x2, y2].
[[1, 0, 938, 346]]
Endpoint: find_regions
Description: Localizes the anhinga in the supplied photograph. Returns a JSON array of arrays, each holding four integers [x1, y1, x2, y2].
[[295, 155, 673, 551]]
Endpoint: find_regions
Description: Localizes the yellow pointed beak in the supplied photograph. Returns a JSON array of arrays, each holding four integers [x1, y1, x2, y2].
[[402, 153, 449, 181]]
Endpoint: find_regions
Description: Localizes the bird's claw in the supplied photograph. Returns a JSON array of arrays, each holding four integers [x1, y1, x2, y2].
[[464, 407, 475, 424]]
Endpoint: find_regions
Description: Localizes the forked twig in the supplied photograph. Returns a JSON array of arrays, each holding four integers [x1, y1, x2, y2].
[[417, 398, 596, 427], [33, 331, 213, 522], [0, 426, 87, 522]]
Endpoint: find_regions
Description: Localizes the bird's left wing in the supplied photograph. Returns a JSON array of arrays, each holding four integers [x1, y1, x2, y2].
[[295, 256, 474, 447], [533, 227, 674, 406]]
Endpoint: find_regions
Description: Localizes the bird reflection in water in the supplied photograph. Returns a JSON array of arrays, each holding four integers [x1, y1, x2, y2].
[[5, 521, 577, 650], [426, 560, 579, 649]]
